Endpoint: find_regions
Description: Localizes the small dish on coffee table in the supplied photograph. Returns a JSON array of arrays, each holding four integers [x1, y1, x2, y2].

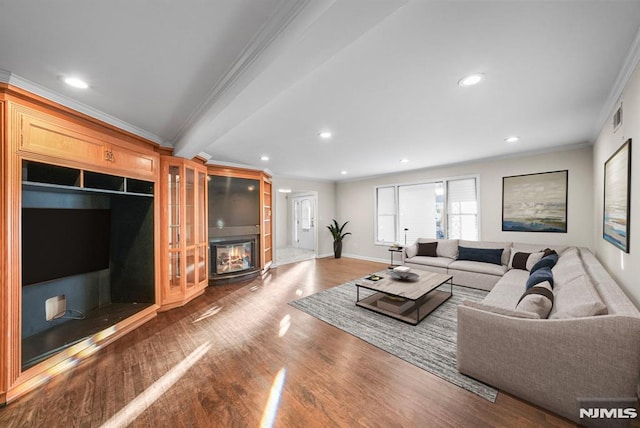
[[390, 270, 419, 281]]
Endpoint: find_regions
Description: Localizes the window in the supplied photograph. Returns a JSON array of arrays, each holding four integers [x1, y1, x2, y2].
[[376, 186, 396, 243], [447, 178, 478, 240], [375, 177, 478, 245], [301, 199, 312, 230], [398, 183, 443, 245]]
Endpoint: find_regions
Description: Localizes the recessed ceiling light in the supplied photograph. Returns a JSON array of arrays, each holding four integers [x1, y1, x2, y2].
[[278, 189, 292, 193], [341, 170, 347, 175], [319, 131, 332, 139], [505, 136, 520, 143], [400, 158, 409, 163], [260, 155, 270, 161], [458, 73, 484, 87], [63, 77, 89, 89]]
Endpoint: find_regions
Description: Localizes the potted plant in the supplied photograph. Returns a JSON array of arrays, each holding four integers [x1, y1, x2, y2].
[[327, 219, 351, 258]]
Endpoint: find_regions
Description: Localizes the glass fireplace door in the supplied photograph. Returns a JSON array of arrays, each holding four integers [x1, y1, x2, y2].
[[216, 241, 254, 274]]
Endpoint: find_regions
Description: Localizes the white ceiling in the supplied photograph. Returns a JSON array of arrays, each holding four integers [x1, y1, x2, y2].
[[2, 1, 640, 181]]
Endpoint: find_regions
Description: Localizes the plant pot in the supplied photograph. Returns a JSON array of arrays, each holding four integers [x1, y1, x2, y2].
[[333, 241, 343, 258]]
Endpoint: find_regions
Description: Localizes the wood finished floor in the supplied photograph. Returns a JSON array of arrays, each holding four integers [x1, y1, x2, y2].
[[0, 258, 575, 427]]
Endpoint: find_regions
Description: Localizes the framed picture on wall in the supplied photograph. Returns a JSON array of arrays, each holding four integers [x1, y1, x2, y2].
[[603, 139, 632, 253], [502, 170, 568, 232]]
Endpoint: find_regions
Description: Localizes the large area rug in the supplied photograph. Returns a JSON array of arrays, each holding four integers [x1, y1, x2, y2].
[[289, 275, 498, 402]]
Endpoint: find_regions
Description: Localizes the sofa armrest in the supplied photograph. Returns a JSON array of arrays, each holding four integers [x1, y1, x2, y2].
[[457, 305, 640, 422]]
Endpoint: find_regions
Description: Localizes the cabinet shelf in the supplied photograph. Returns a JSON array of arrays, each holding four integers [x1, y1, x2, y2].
[[22, 160, 154, 197], [22, 181, 154, 198]]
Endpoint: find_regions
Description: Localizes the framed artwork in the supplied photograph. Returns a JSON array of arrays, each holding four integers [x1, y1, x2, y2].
[[603, 139, 632, 252], [502, 170, 568, 232]]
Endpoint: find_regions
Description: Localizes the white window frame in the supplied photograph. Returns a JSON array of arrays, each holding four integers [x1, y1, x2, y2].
[[374, 186, 398, 245], [374, 175, 480, 246]]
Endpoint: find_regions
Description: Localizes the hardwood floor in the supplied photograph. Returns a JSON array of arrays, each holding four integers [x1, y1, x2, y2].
[[0, 258, 575, 427]]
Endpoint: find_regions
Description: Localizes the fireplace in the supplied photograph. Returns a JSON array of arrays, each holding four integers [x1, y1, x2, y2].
[[210, 236, 259, 284]]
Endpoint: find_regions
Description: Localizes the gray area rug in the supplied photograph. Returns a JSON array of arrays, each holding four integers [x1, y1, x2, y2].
[[289, 273, 498, 402]]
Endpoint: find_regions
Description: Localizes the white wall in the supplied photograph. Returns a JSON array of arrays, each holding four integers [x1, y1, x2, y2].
[[593, 60, 640, 308], [336, 146, 593, 262], [272, 176, 336, 257]]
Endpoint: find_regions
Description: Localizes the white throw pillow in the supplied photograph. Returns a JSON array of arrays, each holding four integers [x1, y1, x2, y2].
[[508, 251, 544, 271], [515, 281, 553, 318]]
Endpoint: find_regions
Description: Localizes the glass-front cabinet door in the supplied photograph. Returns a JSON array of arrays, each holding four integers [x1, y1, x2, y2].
[[185, 167, 196, 289], [168, 165, 182, 292], [197, 171, 208, 286], [160, 157, 208, 310]]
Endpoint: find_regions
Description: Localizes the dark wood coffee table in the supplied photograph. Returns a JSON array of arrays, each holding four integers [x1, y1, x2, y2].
[[354, 270, 453, 325]]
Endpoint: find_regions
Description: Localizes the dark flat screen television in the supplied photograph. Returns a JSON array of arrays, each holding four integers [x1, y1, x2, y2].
[[22, 208, 111, 286], [208, 176, 260, 227]]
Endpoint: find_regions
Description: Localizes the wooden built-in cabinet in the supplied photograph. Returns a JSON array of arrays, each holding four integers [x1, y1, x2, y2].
[[262, 176, 273, 269], [0, 84, 161, 404], [0, 83, 273, 405], [207, 165, 273, 271], [13, 103, 157, 180], [160, 156, 208, 310]]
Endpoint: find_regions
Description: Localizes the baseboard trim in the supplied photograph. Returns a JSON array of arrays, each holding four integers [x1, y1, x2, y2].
[[341, 253, 388, 264]]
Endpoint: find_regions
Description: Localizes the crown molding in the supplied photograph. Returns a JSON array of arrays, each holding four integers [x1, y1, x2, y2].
[[0, 69, 169, 147], [592, 26, 640, 142], [205, 158, 269, 173]]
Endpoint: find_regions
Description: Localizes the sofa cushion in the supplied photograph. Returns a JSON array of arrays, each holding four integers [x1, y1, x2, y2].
[[457, 246, 503, 265], [552, 247, 585, 284], [530, 253, 559, 273], [417, 242, 438, 257], [448, 260, 508, 276], [516, 281, 554, 318], [417, 238, 459, 259], [482, 269, 528, 308], [580, 247, 640, 317], [406, 255, 453, 269], [508, 251, 544, 271], [463, 300, 540, 319], [511, 252, 530, 270], [459, 240, 511, 265], [549, 274, 608, 319], [512, 242, 568, 255], [526, 266, 554, 289]]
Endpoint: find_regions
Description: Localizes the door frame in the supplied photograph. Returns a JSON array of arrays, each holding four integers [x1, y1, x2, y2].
[[272, 189, 318, 266]]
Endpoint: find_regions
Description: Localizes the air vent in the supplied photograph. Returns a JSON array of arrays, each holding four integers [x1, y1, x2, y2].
[[613, 103, 623, 131]]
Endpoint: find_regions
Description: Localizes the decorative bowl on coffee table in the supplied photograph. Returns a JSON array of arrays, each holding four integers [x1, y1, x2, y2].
[[391, 266, 419, 281]]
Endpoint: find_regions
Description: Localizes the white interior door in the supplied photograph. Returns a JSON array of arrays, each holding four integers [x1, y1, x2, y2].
[[293, 196, 315, 250]]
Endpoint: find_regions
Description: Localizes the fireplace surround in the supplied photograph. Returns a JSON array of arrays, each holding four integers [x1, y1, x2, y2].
[[209, 235, 260, 284]]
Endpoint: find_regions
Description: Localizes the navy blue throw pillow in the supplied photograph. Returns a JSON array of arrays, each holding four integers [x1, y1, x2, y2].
[[526, 266, 554, 289], [530, 253, 559, 273], [457, 246, 503, 265]]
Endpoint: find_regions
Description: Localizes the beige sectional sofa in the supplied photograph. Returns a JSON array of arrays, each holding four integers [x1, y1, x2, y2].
[[403, 239, 640, 423]]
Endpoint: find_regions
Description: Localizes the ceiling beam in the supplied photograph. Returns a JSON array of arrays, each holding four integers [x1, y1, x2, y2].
[[173, 0, 407, 160]]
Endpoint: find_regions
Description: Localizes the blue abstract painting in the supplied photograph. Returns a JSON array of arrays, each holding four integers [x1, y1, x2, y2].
[[502, 170, 568, 233], [604, 140, 631, 252]]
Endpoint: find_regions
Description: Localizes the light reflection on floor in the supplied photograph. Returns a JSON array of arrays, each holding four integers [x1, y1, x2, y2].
[[100, 342, 212, 428], [259, 368, 287, 428], [278, 314, 291, 337], [192, 305, 222, 323]]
